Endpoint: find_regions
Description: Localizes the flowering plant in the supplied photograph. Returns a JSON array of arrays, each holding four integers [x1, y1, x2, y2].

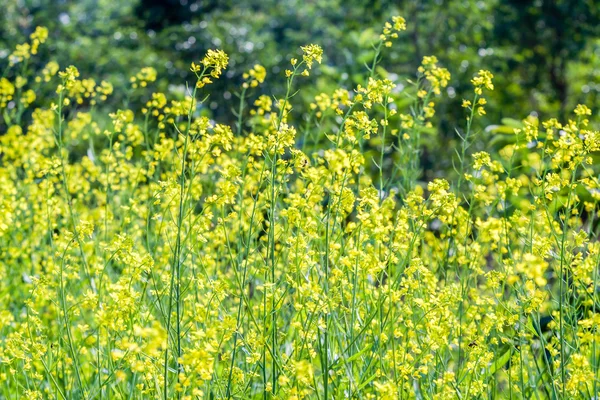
[[0, 16, 599, 400]]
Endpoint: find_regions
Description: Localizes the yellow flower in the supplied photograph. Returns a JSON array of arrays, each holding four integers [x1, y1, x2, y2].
[[0, 78, 15, 108], [30, 26, 49, 54], [471, 70, 494, 95], [199, 49, 229, 78], [574, 104, 591, 116], [418, 56, 451, 95], [300, 44, 323, 69], [472, 151, 491, 170], [381, 16, 407, 43], [130, 67, 157, 89], [58, 65, 80, 85], [243, 64, 267, 88]]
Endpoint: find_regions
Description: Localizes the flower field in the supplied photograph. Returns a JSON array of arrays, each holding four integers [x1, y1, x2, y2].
[[1, 14, 600, 400]]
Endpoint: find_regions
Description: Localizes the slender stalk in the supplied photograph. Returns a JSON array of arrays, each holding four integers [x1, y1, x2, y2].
[[54, 87, 95, 292], [264, 63, 299, 396], [163, 74, 202, 399]]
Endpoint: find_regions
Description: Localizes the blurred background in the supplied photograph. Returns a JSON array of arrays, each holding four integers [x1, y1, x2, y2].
[[1, 0, 599, 175]]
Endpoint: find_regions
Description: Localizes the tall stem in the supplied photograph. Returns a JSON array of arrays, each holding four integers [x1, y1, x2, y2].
[[163, 78, 200, 399]]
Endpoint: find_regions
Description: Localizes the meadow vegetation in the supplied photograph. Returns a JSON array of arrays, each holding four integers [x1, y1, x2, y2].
[[1, 15, 600, 400]]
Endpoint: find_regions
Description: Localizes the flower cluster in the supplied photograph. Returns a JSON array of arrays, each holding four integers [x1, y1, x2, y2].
[[300, 44, 323, 69], [130, 66, 157, 89], [471, 69, 495, 94], [381, 16, 407, 46], [9, 26, 49, 65], [242, 64, 267, 88], [190, 49, 229, 88], [418, 56, 451, 96]]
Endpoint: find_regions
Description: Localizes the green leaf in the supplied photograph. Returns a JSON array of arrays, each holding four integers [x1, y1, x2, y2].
[[488, 125, 518, 135], [500, 118, 524, 129], [356, 372, 378, 391], [346, 344, 372, 363], [488, 348, 512, 376]]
